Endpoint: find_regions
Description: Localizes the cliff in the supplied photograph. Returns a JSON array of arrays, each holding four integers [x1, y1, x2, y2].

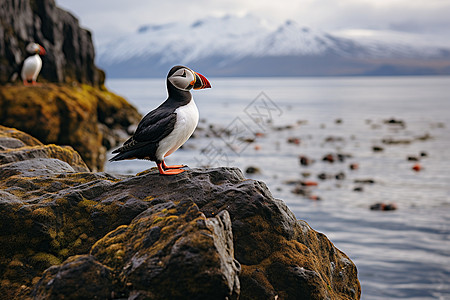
[[0, 0, 101, 85], [0, 126, 361, 300], [0, 0, 142, 171]]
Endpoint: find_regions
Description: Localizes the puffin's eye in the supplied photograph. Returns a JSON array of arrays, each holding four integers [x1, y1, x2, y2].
[[168, 68, 196, 91]]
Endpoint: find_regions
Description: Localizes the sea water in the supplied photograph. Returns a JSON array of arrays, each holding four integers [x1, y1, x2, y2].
[[105, 76, 450, 299]]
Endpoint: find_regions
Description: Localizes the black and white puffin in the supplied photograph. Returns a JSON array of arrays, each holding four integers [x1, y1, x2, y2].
[[21, 42, 46, 85], [110, 65, 211, 175]]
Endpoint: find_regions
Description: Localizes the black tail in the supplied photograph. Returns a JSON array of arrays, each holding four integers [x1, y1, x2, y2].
[[109, 139, 157, 162], [9, 61, 24, 83], [109, 151, 131, 162]]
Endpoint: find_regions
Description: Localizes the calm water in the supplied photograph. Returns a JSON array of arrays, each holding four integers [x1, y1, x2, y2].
[[105, 76, 450, 299]]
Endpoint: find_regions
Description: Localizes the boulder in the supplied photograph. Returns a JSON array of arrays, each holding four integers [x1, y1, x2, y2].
[[0, 127, 361, 299], [0, 84, 141, 171]]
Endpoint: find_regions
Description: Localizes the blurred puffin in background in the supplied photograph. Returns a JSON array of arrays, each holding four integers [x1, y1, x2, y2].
[[110, 65, 211, 175], [21, 42, 46, 85]]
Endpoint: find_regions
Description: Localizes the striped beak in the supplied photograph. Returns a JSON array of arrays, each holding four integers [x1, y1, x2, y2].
[[38, 45, 46, 55], [193, 72, 211, 90]]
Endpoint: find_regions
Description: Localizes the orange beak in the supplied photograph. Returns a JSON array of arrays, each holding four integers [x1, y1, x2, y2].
[[193, 72, 211, 90]]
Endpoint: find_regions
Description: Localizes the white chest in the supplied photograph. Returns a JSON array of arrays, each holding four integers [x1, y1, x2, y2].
[[156, 99, 199, 159], [21, 55, 42, 81]]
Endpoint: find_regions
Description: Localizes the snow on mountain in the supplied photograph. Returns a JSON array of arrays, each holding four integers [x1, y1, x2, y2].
[[98, 15, 267, 64], [332, 29, 450, 59], [96, 14, 450, 77]]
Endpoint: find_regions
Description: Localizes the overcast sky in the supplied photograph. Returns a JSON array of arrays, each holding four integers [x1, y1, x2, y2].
[[56, 0, 450, 47]]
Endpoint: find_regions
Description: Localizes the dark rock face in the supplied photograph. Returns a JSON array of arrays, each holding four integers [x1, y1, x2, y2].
[[33, 255, 115, 300], [0, 0, 101, 85], [0, 126, 361, 299], [0, 0, 142, 171]]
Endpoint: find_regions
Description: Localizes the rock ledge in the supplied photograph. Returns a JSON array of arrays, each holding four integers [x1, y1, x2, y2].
[[0, 126, 360, 299]]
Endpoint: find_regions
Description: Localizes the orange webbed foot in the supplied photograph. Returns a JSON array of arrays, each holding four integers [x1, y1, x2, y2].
[[157, 161, 186, 175], [159, 168, 185, 175], [164, 164, 187, 169], [161, 161, 187, 170]]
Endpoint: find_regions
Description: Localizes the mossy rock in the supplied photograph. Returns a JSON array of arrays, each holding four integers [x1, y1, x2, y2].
[[0, 125, 42, 147], [0, 130, 360, 299], [0, 84, 141, 171]]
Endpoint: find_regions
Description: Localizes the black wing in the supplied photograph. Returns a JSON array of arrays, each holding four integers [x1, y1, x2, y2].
[[133, 109, 177, 142], [112, 109, 177, 155]]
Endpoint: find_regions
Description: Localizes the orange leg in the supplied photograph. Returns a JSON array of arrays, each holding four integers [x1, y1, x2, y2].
[[157, 161, 185, 175], [161, 160, 186, 170]]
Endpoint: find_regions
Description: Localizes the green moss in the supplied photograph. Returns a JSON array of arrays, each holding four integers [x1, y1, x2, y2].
[[0, 125, 42, 146], [31, 253, 61, 268], [58, 248, 69, 257], [55, 198, 69, 206], [95, 242, 127, 269], [47, 228, 57, 240], [72, 238, 82, 249], [78, 198, 98, 209], [31, 208, 56, 222], [50, 239, 60, 249], [0, 84, 134, 171]]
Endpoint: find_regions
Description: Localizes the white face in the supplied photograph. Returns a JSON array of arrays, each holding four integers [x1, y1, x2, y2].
[[26, 43, 40, 54], [168, 67, 196, 91]]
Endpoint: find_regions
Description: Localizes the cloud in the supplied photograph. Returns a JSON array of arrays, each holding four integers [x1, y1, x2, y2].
[[56, 0, 450, 46]]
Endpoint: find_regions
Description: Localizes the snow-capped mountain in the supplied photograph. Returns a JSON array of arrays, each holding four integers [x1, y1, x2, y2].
[[97, 14, 450, 77]]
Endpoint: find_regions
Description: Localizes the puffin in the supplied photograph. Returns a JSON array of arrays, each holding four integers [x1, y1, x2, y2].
[[109, 65, 211, 175], [21, 42, 46, 85]]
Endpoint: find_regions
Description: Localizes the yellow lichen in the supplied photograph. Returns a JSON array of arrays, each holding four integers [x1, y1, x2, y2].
[[152, 217, 164, 225], [115, 249, 125, 260], [164, 215, 179, 224], [143, 196, 154, 202], [106, 243, 123, 252]]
